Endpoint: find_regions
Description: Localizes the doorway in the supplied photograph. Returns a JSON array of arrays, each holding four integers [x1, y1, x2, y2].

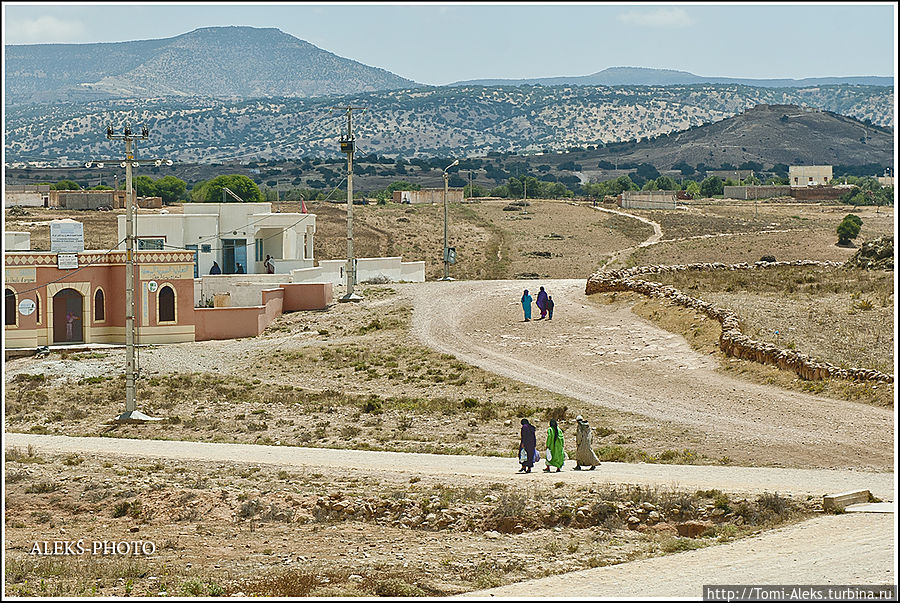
[[222, 239, 247, 274], [52, 288, 84, 343]]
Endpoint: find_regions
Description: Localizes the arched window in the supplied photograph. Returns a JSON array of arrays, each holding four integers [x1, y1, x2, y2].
[[5, 288, 16, 326], [94, 289, 105, 322], [158, 286, 176, 323]]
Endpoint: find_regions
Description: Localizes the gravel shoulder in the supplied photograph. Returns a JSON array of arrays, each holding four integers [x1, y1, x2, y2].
[[403, 279, 895, 470]]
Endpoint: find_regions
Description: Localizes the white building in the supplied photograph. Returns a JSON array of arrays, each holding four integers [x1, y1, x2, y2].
[[118, 203, 316, 276], [789, 165, 833, 187]]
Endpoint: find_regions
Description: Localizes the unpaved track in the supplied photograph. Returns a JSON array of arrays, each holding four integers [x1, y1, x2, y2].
[[403, 279, 894, 470], [467, 513, 895, 597], [5, 434, 893, 500]]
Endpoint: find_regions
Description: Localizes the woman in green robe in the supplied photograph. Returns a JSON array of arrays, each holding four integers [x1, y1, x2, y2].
[[543, 418, 565, 472]]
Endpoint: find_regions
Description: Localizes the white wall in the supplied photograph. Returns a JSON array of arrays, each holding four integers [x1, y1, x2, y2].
[[5, 192, 44, 207], [5, 231, 31, 250]]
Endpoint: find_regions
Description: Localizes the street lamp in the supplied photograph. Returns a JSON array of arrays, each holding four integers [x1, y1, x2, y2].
[[442, 159, 459, 281]]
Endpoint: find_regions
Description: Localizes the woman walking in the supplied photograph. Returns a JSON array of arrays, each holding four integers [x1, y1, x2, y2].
[[521, 289, 533, 322], [574, 415, 600, 471], [518, 418, 537, 473], [536, 286, 548, 320], [544, 418, 565, 472]]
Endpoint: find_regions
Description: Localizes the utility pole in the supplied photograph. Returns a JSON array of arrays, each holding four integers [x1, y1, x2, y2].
[[334, 106, 365, 301], [442, 159, 459, 280], [88, 125, 171, 423]]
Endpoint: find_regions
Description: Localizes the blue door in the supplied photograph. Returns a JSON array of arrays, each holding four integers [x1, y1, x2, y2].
[[222, 239, 248, 274]]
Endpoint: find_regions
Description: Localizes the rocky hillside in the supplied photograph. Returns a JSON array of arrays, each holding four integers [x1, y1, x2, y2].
[[4, 26, 419, 104], [4, 84, 893, 165]]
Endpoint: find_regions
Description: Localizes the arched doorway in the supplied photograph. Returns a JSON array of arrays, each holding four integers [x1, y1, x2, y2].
[[53, 288, 84, 343]]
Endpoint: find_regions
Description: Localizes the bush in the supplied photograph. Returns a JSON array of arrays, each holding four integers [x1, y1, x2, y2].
[[837, 214, 862, 245]]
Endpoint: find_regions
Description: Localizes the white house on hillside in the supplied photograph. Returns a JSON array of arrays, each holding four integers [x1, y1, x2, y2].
[[118, 203, 316, 276]]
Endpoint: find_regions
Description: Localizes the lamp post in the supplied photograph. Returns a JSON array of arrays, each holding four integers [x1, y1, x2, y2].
[[442, 159, 459, 281]]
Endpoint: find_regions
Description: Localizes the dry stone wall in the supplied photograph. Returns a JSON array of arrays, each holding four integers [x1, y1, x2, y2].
[[585, 260, 893, 384]]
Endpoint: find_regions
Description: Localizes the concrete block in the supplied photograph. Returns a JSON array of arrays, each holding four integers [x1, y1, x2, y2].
[[823, 489, 870, 511]]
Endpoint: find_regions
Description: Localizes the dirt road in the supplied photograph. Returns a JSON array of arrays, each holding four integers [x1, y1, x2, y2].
[[467, 512, 895, 597], [404, 279, 894, 470], [6, 433, 893, 500]]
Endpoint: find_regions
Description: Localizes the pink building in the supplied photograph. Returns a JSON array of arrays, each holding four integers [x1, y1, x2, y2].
[[5, 250, 196, 348]]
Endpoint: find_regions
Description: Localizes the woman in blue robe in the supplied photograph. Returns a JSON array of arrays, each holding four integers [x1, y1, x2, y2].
[[521, 289, 533, 321]]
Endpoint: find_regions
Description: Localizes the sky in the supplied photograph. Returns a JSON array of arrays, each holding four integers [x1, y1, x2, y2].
[[2, 2, 897, 85]]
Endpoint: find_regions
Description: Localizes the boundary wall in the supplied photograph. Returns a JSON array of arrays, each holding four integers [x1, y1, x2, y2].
[[585, 260, 893, 384]]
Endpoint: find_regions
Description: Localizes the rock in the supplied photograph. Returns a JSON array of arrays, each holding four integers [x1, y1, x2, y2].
[[647, 511, 660, 524], [676, 520, 713, 538], [484, 530, 501, 540], [627, 516, 641, 527]]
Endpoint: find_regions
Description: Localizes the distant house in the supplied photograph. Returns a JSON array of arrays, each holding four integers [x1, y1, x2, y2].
[[789, 165, 832, 187], [117, 202, 316, 276], [619, 190, 676, 210], [5, 184, 49, 208], [393, 189, 464, 204]]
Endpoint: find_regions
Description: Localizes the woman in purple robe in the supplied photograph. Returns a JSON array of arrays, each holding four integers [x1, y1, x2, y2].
[[536, 286, 548, 319], [518, 418, 537, 473]]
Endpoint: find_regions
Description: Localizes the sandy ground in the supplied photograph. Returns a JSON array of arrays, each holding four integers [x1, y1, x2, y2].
[[404, 279, 895, 471], [468, 513, 896, 597]]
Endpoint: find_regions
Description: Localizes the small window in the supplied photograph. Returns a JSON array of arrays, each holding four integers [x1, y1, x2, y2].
[[255, 239, 264, 262], [94, 289, 105, 322], [158, 286, 175, 323], [5, 288, 16, 326], [201, 244, 212, 253]]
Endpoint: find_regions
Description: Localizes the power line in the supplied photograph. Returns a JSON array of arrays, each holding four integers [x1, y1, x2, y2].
[[4, 238, 128, 298]]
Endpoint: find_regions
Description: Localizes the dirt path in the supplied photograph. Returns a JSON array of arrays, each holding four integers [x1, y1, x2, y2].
[[5, 433, 893, 500], [403, 279, 894, 470], [467, 512, 895, 597]]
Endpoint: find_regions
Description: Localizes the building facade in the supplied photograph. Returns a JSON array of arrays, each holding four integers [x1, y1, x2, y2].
[[117, 203, 316, 276], [789, 165, 833, 186], [5, 250, 196, 349], [393, 189, 465, 204]]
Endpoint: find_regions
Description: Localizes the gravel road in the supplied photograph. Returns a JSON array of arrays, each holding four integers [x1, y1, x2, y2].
[[403, 279, 894, 470], [467, 512, 895, 597]]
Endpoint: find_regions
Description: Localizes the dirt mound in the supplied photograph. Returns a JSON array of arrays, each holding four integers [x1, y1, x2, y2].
[[844, 235, 893, 270]]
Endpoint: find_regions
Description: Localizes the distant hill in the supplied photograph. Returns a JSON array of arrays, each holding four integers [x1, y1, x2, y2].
[[540, 103, 894, 172], [450, 66, 894, 88], [5, 84, 892, 165], [4, 26, 420, 104]]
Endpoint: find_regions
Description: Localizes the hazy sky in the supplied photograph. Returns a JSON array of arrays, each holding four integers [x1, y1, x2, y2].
[[3, 2, 896, 85]]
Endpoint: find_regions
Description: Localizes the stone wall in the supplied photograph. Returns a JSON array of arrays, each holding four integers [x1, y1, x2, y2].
[[585, 260, 893, 384]]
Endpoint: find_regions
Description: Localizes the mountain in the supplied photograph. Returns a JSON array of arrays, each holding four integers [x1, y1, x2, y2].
[[4, 26, 420, 104], [5, 84, 892, 165], [449, 66, 894, 88]]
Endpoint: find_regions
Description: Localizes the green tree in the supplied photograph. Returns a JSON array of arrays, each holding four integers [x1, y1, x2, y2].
[[153, 176, 188, 204], [133, 175, 156, 197], [685, 181, 701, 198], [192, 174, 263, 203], [654, 175, 678, 191], [700, 176, 724, 198], [51, 180, 80, 190], [836, 214, 862, 245]]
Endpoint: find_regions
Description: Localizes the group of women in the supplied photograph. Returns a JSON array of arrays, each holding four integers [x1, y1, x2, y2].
[[518, 416, 601, 473]]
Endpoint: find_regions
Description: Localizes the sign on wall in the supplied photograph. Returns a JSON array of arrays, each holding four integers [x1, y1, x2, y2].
[[147, 280, 159, 293], [50, 221, 84, 253], [139, 264, 192, 280], [18, 299, 36, 316], [57, 254, 78, 269]]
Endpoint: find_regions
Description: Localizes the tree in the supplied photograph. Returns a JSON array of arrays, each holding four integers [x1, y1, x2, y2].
[[654, 175, 678, 191], [51, 180, 80, 190], [153, 176, 188, 204], [836, 214, 862, 245], [685, 181, 701, 198], [700, 176, 724, 198], [133, 175, 156, 197], [192, 174, 263, 203]]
